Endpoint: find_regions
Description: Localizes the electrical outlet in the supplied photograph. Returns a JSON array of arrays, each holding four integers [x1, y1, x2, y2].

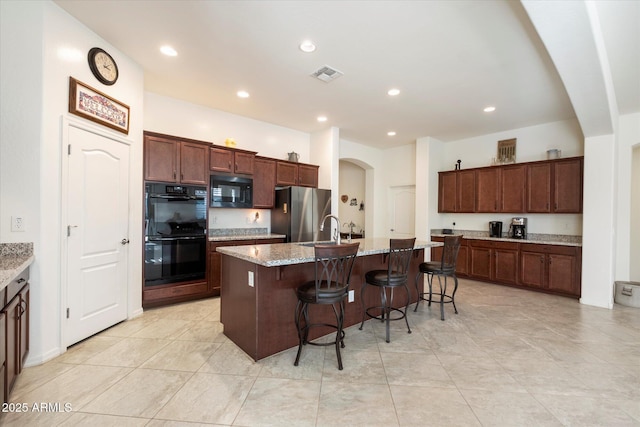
[[11, 216, 25, 232], [248, 271, 254, 287], [348, 290, 354, 302]]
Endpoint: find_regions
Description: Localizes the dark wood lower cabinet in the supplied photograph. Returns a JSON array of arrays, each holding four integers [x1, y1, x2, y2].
[[430, 237, 581, 298], [2, 269, 29, 403]]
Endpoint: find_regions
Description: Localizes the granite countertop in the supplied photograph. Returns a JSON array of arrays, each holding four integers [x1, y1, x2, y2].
[[431, 230, 582, 247], [208, 227, 286, 242], [0, 243, 34, 290], [217, 238, 442, 267]]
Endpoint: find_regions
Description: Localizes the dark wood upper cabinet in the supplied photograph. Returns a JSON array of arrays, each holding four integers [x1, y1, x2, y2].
[[298, 164, 319, 188], [553, 158, 583, 213], [276, 161, 298, 186], [144, 132, 208, 185], [476, 168, 500, 212], [210, 147, 255, 175], [500, 164, 527, 213], [437, 157, 582, 214], [526, 162, 552, 212], [456, 170, 476, 212], [253, 157, 277, 208]]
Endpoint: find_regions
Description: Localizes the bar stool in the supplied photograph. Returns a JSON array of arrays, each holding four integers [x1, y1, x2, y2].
[[415, 235, 462, 320], [294, 242, 360, 370], [359, 238, 415, 343]]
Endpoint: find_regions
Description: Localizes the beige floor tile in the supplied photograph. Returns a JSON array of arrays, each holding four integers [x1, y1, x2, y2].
[[198, 342, 262, 376], [11, 364, 132, 411], [175, 320, 228, 343], [10, 361, 75, 397], [233, 377, 321, 426], [259, 346, 324, 381], [381, 352, 456, 388], [443, 355, 527, 393], [146, 420, 221, 427], [154, 372, 255, 424], [460, 389, 563, 426], [98, 314, 164, 338], [321, 349, 387, 383], [56, 335, 123, 364], [316, 382, 398, 427], [141, 340, 222, 372], [534, 393, 639, 426], [60, 412, 150, 426], [81, 369, 193, 418], [391, 385, 482, 426], [131, 319, 194, 340], [0, 409, 73, 426], [84, 337, 171, 367]]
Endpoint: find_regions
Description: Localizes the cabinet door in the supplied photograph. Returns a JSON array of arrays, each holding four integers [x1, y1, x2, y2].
[[210, 240, 256, 294], [144, 135, 179, 182], [180, 142, 209, 185], [553, 158, 582, 213], [476, 168, 500, 212], [469, 246, 491, 280], [500, 164, 527, 212], [276, 161, 298, 186], [253, 158, 277, 208], [3, 296, 19, 399], [234, 152, 255, 175], [18, 284, 29, 371], [527, 163, 551, 212], [456, 170, 476, 212], [430, 237, 444, 262], [298, 164, 319, 188], [548, 253, 578, 295], [438, 172, 457, 213], [494, 248, 518, 285], [519, 251, 546, 288], [456, 243, 468, 276], [210, 147, 234, 173]]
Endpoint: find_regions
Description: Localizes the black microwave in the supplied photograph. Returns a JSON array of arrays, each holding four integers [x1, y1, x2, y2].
[[210, 175, 253, 208]]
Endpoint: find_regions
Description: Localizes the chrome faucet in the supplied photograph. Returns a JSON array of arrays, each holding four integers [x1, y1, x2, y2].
[[320, 214, 341, 245]]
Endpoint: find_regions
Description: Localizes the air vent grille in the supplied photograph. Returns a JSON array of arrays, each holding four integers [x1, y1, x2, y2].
[[311, 65, 343, 83]]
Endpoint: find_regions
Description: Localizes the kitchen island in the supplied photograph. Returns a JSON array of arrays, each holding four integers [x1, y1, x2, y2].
[[218, 238, 441, 361]]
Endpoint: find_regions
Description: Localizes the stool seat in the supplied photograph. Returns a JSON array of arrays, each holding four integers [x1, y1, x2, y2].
[[359, 238, 416, 343], [294, 242, 360, 370], [415, 235, 461, 320]]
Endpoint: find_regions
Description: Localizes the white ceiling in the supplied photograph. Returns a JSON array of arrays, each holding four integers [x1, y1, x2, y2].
[[55, 0, 638, 149]]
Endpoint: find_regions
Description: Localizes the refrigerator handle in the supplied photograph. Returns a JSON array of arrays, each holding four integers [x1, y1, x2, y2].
[[283, 203, 287, 214]]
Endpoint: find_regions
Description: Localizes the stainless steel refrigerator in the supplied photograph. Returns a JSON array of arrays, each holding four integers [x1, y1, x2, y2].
[[271, 186, 332, 242]]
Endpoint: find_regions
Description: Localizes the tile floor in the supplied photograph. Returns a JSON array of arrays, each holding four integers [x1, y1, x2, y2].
[[2, 279, 639, 426]]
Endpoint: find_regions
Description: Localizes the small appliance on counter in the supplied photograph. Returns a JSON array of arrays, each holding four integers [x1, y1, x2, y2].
[[489, 221, 503, 238], [509, 217, 527, 239]]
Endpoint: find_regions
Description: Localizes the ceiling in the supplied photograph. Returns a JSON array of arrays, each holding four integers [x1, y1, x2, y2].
[[55, 0, 638, 149]]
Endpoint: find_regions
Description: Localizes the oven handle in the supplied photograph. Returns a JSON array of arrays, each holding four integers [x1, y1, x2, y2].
[[148, 194, 197, 200], [147, 236, 206, 241]]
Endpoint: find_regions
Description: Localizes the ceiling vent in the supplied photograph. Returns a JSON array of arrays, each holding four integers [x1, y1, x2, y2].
[[311, 65, 343, 83]]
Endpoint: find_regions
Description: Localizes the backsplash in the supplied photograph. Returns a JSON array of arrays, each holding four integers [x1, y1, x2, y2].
[[431, 229, 582, 244], [209, 228, 269, 237]]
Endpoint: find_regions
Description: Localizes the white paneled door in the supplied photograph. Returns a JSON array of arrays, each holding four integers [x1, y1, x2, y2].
[[388, 186, 415, 238], [65, 124, 130, 346]]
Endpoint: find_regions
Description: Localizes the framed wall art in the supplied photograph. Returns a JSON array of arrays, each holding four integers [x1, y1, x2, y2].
[[68, 77, 129, 134]]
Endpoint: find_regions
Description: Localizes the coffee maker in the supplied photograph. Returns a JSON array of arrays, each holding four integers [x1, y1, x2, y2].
[[489, 221, 502, 238], [509, 217, 527, 239]]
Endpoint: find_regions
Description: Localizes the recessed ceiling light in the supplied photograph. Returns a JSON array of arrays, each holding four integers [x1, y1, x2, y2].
[[299, 40, 316, 53], [160, 45, 178, 56], [317, 116, 327, 122], [387, 88, 400, 96], [387, 131, 396, 136], [484, 106, 496, 112], [237, 90, 250, 98]]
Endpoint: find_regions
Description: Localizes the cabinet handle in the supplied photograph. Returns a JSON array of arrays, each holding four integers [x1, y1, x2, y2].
[[228, 161, 232, 168], [540, 256, 544, 263], [554, 203, 558, 210], [17, 278, 25, 284], [181, 173, 184, 180], [173, 171, 176, 179], [235, 163, 238, 170]]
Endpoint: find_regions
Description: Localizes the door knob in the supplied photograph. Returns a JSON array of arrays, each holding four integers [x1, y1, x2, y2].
[[121, 238, 130, 245]]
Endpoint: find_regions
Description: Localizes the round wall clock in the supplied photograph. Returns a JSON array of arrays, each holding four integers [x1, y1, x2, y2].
[[88, 47, 119, 85]]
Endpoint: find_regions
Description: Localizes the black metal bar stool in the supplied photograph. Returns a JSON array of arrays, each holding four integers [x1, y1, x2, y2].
[[415, 235, 462, 320], [294, 242, 360, 370], [359, 238, 415, 343]]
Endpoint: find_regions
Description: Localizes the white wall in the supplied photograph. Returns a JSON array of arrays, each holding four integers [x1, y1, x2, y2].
[[338, 161, 366, 235], [430, 119, 585, 235], [1, 1, 145, 364], [631, 145, 640, 282]]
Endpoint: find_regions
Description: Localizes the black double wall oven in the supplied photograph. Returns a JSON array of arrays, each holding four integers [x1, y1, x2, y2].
[[144, 183, 207, 287]]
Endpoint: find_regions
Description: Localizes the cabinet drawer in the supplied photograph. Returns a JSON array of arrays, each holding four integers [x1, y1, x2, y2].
[[520, 243, 577, 256], [468, 239, 518, 251], [6, 269, 29, 305]]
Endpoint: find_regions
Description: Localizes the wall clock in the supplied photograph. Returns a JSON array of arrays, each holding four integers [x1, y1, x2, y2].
[[88, 47, 119, 85]]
